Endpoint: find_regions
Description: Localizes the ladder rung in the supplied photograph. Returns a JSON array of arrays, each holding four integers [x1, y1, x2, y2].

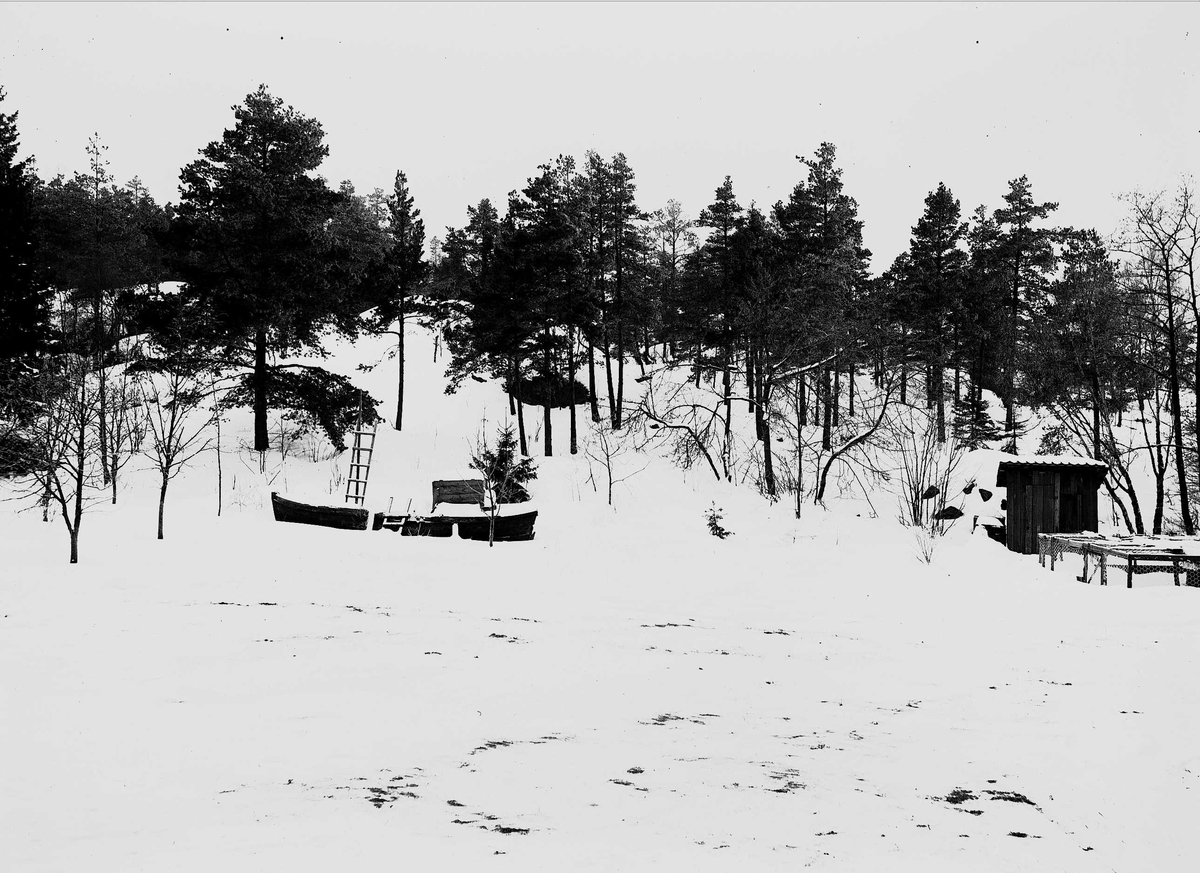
[[346, 478, 369, 484]]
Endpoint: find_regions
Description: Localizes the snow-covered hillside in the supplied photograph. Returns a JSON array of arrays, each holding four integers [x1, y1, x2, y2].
[[2, 323, 1198, 872]]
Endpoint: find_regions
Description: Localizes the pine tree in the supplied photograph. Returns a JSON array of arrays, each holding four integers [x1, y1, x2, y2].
[[992, 175, 1059, 450], [169, 86, 383, 456], [367, 170, 429, 431], [773, 143, 870, 451], [696, 175, 745, 473], [905, 182, 969, 442]]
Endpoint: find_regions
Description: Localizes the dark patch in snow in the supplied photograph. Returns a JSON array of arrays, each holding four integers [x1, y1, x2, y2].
[[763, 629, 791, 635], [471, 740, 513, 754], [1008, 831, 1040, 838], [447, 799, 464, 807], [985, 789, 1035, 805], [943, 788, 977, 805], [258, 602, 278, 606], [493, 825, 530, 835], [627, 767, 644, 774], [346, 605, 364, 613], [766, 767, 806, 793], [611, 779, 634, 786]]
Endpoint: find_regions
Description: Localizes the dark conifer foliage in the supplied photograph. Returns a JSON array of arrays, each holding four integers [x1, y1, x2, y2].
[[901, 182, 969, 442], [169, 85, 384, 454], [470, 423, 537, 504], [0, 87, 49, 404], [773, 143, 870, 450]]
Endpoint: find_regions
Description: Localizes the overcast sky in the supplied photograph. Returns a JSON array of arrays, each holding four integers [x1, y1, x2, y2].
[[2, 2, 1197, 270]]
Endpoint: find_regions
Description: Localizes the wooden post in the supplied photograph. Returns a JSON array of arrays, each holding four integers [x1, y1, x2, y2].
[[1100, 551, 1107, 586], [1127, 556, 1134, 589], [1082, 547, 1090, 584], [1173, 558, 1180, 587]]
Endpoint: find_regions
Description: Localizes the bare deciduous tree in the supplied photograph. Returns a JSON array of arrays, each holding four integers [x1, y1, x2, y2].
[[22, 359, 106, 563], [582, 420, 648, 507], [141, 366, 215, 540]]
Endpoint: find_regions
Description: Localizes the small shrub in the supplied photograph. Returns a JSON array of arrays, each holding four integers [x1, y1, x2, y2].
[[706, 503, 732, 539]]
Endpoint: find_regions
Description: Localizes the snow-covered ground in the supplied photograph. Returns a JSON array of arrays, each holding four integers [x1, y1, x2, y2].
[[3, 325, 1198, 872]]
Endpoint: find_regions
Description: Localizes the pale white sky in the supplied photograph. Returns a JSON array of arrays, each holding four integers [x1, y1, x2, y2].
[[2, 2, 1197, 270]]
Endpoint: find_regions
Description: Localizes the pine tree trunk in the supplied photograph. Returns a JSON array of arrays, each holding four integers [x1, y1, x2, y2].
[[588, 337, 600, 422], [722, 336, 732, 479], [811, 372, 820, 427], [544, 335, 553, 457], [822, 369, 832, 451], [754, 361, 765, 441], [569, 327, 578, 454], [833, 367, 841, 427], [798, 373, 807, 426], [604, 322, 617, 426], [747, 344, 756, 414], [1091, 370, 1102, 461], [1166, 322, 1193, 533], [253, 326, 269, 454], [847, 360, 855, 418], [215, 390, 223, 517], [795, 381, 804, 518], [516, 370, 528, 457], [394, 307, 405, 431], [761, 382, 775, 496], [936, 364, 946, 443], [615, 234, 625, 428]]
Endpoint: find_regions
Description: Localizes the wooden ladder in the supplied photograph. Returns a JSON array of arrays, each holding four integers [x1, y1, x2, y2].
[[344, 419, 378, 507]]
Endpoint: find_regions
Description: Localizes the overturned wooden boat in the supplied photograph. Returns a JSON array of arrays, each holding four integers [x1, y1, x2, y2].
[[373, 508, 538, 542], [271, 492, 370, 531]]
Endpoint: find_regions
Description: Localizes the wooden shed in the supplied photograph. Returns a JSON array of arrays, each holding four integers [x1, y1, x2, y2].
[[996, 456, 1108, 554]]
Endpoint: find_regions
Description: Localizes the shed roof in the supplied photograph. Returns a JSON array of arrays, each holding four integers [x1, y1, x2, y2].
[[996, 454, 1108, 487]]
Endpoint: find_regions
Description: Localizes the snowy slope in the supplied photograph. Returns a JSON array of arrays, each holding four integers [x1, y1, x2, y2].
[[2, 323, 1198, 872]]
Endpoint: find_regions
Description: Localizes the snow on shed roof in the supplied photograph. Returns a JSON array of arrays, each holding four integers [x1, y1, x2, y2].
[[995, 455, 1108, 487], [996, 454, 1108, 469]]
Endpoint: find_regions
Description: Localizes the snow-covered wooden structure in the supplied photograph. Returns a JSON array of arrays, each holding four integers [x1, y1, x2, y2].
[[996, 456, 1108, 555]]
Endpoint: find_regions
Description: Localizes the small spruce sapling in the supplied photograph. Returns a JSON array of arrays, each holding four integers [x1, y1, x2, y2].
[[706, 503, 732, 539], [470, 423, 537, 546]]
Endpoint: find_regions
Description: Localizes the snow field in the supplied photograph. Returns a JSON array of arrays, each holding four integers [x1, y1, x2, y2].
[[2, 322, 1198, 871]]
